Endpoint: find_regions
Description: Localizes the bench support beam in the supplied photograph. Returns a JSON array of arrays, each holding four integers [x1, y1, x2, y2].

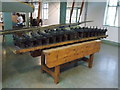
[[41, 53, 94, 84]]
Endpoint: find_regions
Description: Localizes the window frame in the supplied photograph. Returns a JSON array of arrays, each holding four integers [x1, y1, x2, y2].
[[103, 0, 119, 27], [66, 7, 80, 23], [42, 2, 49, 20]]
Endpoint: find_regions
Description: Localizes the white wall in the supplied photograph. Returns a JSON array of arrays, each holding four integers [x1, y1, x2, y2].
[[85, 2, 106, 27], [43, 2, 60, 25], [43, 2, 83, 25], [106, 27, 119, 43]]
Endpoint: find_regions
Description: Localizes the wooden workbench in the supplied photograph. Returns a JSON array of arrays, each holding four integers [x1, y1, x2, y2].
[[41, 40, 101, 84]]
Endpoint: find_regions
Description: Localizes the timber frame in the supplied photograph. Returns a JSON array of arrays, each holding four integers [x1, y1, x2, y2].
[[41, 54, 94, 84], [41, 40, 101, 84]]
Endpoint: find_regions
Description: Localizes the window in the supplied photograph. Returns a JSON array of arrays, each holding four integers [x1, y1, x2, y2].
[[66, 8, 80, 23], [33, 2, 38, 19], [32, 2, 49, 20], [0, 12, 3, 22], [42, 3, 49, 20], [104, 0, 119, 27]]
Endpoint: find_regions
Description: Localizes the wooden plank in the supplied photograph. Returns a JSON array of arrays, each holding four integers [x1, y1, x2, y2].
[[37, 1, 41, 26], [0, 21, 93, 35], [14, 35, 107, 54], [78, 0, 85, 22], [69, 1, 75, 23], [43, 40, 101, 68]]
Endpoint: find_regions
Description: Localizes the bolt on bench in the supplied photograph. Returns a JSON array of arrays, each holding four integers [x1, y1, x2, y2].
[[41, 40, 101, 84]]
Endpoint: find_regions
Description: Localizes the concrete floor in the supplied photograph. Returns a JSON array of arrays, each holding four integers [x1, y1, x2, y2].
[[0, 26, 3, 89], [2, 40, 118, 88]]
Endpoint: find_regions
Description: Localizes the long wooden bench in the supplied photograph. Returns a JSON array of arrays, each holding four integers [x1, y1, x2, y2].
[[41, 40, 101, 84]]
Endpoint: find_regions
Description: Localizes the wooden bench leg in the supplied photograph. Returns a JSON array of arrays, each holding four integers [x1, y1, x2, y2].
[[88, 54, 94, 68], [41, 53, 45, 73], [54, 65, 60, 84], [41, 53, 60, 84]]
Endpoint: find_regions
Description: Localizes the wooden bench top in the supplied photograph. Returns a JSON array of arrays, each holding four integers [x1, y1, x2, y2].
[[43, 40, 101, 68]]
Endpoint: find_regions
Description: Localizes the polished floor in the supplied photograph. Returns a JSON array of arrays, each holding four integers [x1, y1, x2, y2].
[[0, 36, 2, 89], [0, 25, 3, 89], [2, 40, 118, 88]]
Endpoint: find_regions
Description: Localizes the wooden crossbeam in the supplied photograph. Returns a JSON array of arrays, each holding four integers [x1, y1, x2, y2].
[[13, 35, 107, 54], [0, 21, 93, 35]]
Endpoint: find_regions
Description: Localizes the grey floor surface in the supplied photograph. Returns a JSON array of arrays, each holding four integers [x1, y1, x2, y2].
[[2, 41, 118, 88], [0, 35, 2, 89]]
